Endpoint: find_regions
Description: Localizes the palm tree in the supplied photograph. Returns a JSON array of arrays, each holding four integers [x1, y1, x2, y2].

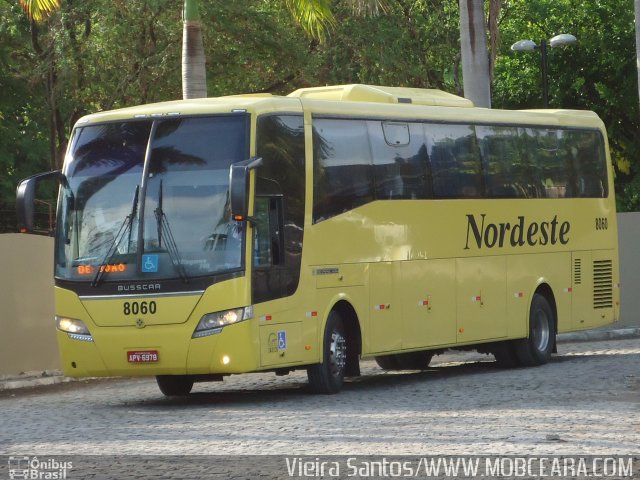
[[182, 0, 207, 99], [182, 0, 387, 99], [458, 0, 491, 108], [20, 0, 384, 100]]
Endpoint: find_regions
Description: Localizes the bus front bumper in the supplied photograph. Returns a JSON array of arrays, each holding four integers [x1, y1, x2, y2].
[[56, 320, 259, 377]]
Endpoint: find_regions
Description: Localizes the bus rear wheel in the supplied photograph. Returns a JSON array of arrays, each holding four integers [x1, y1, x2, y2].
[[514, 293, 556, 366], [156, 375, 194, 396], [307, 311, 347, 394]]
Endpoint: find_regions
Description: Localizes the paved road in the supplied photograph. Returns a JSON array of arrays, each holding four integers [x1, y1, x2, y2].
[[0, 339, 638, 458]]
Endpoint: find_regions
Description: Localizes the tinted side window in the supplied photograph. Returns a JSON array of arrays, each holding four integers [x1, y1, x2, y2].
[[561, 130, 608, 198], [425, 124, 483, 198], [476, 126, 529, 198], [368, 121, 432, 200], [521, 128, 571, 198], [313, 119, 374, 222]]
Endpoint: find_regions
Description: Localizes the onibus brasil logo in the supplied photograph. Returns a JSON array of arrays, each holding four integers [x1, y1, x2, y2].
[[8, 457, 73, 479]]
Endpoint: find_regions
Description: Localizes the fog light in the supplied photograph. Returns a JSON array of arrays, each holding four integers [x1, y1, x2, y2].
[[222, 355, 230, 365]]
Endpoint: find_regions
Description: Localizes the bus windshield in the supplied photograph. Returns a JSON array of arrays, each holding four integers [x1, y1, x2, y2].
[[55, 114, 249, 283]]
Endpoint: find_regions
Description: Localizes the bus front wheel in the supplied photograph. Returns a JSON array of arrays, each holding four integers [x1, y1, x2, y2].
[[514, 293, 556, 366], [307, 312, 347, 394], [156, 375, 194, 396]]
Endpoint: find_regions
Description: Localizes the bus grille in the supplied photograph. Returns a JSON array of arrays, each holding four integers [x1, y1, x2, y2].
[[593, 260, 613, 309]]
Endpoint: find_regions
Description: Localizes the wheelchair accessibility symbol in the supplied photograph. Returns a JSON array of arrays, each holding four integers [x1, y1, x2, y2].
[[277, 330, 287, 351], [142, 254, 159, 273]]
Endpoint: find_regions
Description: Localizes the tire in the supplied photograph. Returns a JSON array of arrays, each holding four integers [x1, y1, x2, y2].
[[156, 375, 194, 396], [375, 355, 400, 370], [396, 351, 433, 370], [307, 311, 347, 394], [492, 341, 521, 368], [375, 351, 433, 370], [514, 293, 556, 366]]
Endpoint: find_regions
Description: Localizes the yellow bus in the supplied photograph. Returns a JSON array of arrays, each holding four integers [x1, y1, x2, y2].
[[17, 84, 620, 396]]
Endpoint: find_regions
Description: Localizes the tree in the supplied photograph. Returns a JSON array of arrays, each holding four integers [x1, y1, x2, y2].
[[182, 0, 207, 99], [458, 0, 490, 107], [314, 1, 461, 91], [182, 0, 338, 99], [493, 0, 639, 211], [182, 0, 386, 99]]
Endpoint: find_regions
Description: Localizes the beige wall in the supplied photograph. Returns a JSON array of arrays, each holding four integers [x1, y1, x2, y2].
[[0, 234, 58, 375], [617, 212, 640, 328], [1, 214, 638, 376]]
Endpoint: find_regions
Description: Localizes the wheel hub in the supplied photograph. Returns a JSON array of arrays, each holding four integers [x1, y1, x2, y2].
[[532, 310, 550, 352]]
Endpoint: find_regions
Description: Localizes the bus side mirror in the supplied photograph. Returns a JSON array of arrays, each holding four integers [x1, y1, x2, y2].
[[229, 157, 263, 221], [16, 170, 63, 234]]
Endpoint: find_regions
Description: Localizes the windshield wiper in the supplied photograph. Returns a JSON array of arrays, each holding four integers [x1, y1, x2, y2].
[[154, 180, 189, 283], [91, 186, 139, 287]]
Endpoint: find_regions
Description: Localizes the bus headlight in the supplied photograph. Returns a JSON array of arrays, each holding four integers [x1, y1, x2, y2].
[[192, 306, 253, 338], [55, 316, 93, 341]]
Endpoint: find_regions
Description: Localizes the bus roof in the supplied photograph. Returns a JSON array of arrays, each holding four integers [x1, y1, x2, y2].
[[74, 84, 605, 131], [288, 84, 475, 108]]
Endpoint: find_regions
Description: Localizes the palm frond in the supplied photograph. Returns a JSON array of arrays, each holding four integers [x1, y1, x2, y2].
[[342, 0, 391, 16], [285, 0, 336, 42], [19, 0, 61, 23]]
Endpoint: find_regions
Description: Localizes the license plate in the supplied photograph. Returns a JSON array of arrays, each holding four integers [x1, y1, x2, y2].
[[127, 350, 159, 363]]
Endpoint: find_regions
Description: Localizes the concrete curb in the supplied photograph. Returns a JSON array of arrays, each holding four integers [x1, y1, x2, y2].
[[557, 327, 640, 343], [1, 328, 638, 392], [0, 370, 76, 392]]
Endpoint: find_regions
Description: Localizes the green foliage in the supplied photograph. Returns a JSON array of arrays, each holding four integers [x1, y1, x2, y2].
[[492, 0, 640, 211], [0, 2, 50, 228], [2, 0, 639, 235], [201, 1, 314, 95], [314, 0, 461, 90], [284, 0, 336, 42]]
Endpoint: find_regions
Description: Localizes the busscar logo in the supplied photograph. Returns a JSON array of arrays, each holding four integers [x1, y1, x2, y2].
[[464, 213, 570, 250], [117, 283, 161, 293]]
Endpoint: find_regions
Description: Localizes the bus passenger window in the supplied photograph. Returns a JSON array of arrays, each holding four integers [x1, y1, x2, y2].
[[524, 129, 568, 198], [425, 124, 483, 198], [562, 130, 608, 198], [368, 121, 431, 200], [476, 126, 527, 198], [313, 119, 374, 222]]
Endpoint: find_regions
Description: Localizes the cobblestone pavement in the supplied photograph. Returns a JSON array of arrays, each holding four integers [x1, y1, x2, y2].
[[0, 339, 638, 457]]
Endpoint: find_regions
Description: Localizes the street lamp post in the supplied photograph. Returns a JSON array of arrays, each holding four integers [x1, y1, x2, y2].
[[511, 34, 577, 108]]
